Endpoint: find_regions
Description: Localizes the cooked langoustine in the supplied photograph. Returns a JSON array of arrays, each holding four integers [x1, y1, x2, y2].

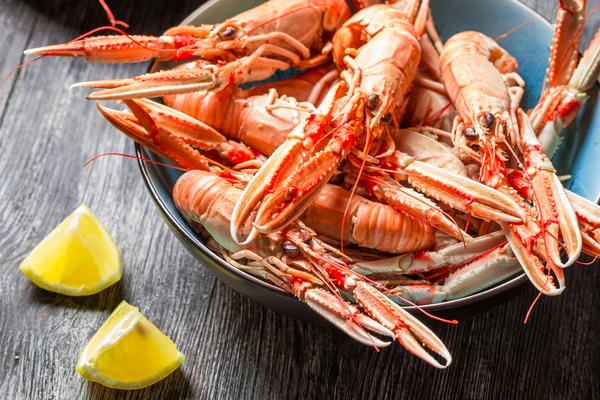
[[97, 92, 443, 255], [174, 169, 452, 368], [16, 0, 600, 370], [27, 0, 351, 99], [230, 0, 525, 248], [440, 29, 582, 295], [228, 0, 429, 241]]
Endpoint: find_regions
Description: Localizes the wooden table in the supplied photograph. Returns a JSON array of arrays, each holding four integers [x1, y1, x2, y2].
[[1, 0, 598, 399]]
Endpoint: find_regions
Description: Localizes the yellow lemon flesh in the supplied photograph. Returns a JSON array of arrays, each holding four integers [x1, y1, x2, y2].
[[20, 204, 122, 296], [77, 301, 185, 389]]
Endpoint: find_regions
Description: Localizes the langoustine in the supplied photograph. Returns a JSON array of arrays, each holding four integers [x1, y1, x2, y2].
[[16, 0, 600, 369], [173, 169, 452, 368], [27, 0, 351, 99]]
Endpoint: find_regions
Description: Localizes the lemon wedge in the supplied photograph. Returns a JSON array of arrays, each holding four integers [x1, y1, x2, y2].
[[77, 301, 185, 389], [20, 204, 122, 296]]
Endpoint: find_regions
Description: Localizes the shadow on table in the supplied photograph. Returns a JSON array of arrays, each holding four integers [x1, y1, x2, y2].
[[27, 280, 123, 311], [83, 368, 196, 400], [221, 288, 446, 399]]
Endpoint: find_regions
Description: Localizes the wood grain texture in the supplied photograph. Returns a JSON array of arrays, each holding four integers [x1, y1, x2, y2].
[[0, 0, 598, 399]]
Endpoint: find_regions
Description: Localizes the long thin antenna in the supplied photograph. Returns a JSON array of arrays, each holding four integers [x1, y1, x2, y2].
[[98, 0, 129, 28]]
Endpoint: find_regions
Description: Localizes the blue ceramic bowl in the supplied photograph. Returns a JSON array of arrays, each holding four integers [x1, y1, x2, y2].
[[136, 0, 600, 321]]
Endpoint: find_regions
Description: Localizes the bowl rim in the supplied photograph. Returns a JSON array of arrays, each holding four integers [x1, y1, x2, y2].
[[134, 0, 596, 312]]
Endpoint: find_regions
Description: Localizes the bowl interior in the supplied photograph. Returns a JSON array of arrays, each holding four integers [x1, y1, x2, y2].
[[137, 0, 600, 312]]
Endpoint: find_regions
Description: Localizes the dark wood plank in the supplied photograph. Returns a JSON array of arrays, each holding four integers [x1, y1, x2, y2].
[[0, 1, 598, 399]]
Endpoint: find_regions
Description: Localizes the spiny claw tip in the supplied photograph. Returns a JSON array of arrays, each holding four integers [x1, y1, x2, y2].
[[543, 285, 566, 296], [22, 43, 84, 58], [551, 255, 576, 269], [439, 349, 453, 368], [372, 338, 392, 348], [23, 46, 54, 56], [70, 82, 88, 90]]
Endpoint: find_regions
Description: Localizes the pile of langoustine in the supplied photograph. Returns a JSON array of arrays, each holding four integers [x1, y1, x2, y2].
[[25, 0, 600, 368]]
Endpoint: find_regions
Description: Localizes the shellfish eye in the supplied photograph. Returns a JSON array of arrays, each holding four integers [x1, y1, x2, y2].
[[479, 113, 495, 128], [219, 26, 236, 40], [282, 240, 299, 258], [381, 113, 392, 125], [464, 127, 478, 142], [366, 94, 380, 110], [298, 229, 312, 244]]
